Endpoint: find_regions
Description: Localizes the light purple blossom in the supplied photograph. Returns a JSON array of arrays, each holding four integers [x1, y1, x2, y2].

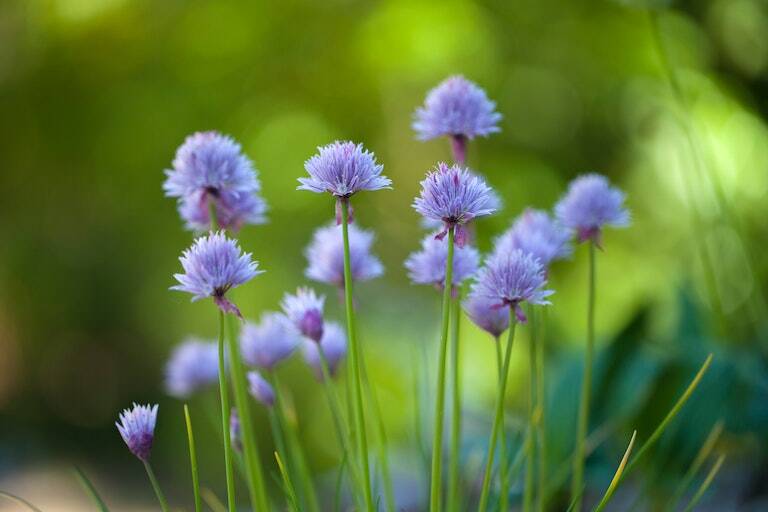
[[171, 231, 262, 317], [163, 131, 266, 231], [230, 408, 242, 452], [298, 141, 391, 199], [301, 321, 347, 380], [413, 75, 501, 142], [247, 371, 275, 407], [164, 338, 219, 398], [241, 312, 301, 370], [554, 174, 630, 246], [405, 234, 480, 290], [281, 287, 325, 342], [470, 249, 553, 323], [463, 294, 510, 338], [178, 189, 267, 232], [413, 162, 497, 246], [305, 223, 384, 288], [494, 209, 572, 267], [116, 403, 158, 461]]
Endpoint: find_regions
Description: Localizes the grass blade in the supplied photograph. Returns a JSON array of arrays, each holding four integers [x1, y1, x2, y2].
[[73, 465, 110, 512], [184, 404, 202, 512], [682, 454, 726, 512], [593, 430, 637, 512], [0, 491, 43, 512], [201, 487, 227, 512], [668, 420, 724, 511], [625, 354, 713, 476], [275, 451, 301, 512]]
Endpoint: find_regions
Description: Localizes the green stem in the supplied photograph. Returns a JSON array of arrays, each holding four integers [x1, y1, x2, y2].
[[494, 336, 509, 512], [447, 293, 463, 512], [272, 372, 321, 512], [524, 308, 536, 512], [681, 455, 725, 512], [143, 461, 170, 512], [430, 226, 455, 512], [216, 311, 237, 512], [184, 405, 202, 512], [477, 313, 517, 512], [572, 241, 596, 512], [536, 310, 547, 512], [340, 198, 374, 512], [360, 348, 396, 512], [318, 347, 363, 499], [73, 466, 110, 512], [225, 315, 270, 511]]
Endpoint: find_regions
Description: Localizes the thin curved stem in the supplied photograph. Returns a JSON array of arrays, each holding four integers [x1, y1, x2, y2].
[[494, 336, 509, 512], [430, 226, 455, 512], [477, 312, 517, 512], [74, 466, 110, 512], [225, 315, 270, 512], [668, 420, 724, 511], [0, 491, 43, 512], [183, 405, 202, 512], [340, 198, 374, 512], [536, 309, 548, 512], [524, 308, 537, 512], [143, 461, 170, 512], [447, 292, 463, 512], [572, 241, 596, 512]]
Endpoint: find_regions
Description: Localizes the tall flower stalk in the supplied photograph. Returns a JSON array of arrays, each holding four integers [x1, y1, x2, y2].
[[447, 292, 463, 512], [429, 226, 455, 512], [469, 249, 553, 511], [555, 174, 629, 511], [340, 198, 375, 511]]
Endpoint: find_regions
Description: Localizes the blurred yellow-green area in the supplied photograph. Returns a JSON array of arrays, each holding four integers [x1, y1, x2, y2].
[[1, 0, 767, 510]]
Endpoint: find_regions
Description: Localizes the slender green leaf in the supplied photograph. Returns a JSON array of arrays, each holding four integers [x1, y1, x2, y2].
[[275, 451, 300, 512], [184, 404, 202, 512], [668, 420, 724, 511], [682, 454, 726, 512], [201, 487, 227, 512], [593, 430, 637, 512], [73, 465, 110, 512]]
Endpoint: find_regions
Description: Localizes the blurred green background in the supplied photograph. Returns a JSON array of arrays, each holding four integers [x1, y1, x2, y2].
[[1, 0, 767, 510]]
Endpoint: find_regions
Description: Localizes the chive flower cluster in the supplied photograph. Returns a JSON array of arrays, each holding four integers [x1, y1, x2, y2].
[[163, 131, 267, 231], [107, 75, 637, 512]]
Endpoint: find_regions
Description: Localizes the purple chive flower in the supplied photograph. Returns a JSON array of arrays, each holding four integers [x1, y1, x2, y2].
[[554, 174, 630, 246], [163, 131, 267, 231], [413, 162, 497, 246], [301, 321, 347, 380], [178, 189, 267, 232], [299, 141, 391, 204], [305, 222, 384, 288], [413, 76, 501, 163], [281, 287, 325, 342], [247, 371, 275, 407], [471, 249, 553, 323], [171, 231, 262, 318], [405, 234, 480, 290], [494, 209, 572, 267], [164, 338, 219, 398], [241, 312, 301, 370], [230, 408, 242, 452], [116, 403, 158, 462], [463, 294, 510, 339]]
